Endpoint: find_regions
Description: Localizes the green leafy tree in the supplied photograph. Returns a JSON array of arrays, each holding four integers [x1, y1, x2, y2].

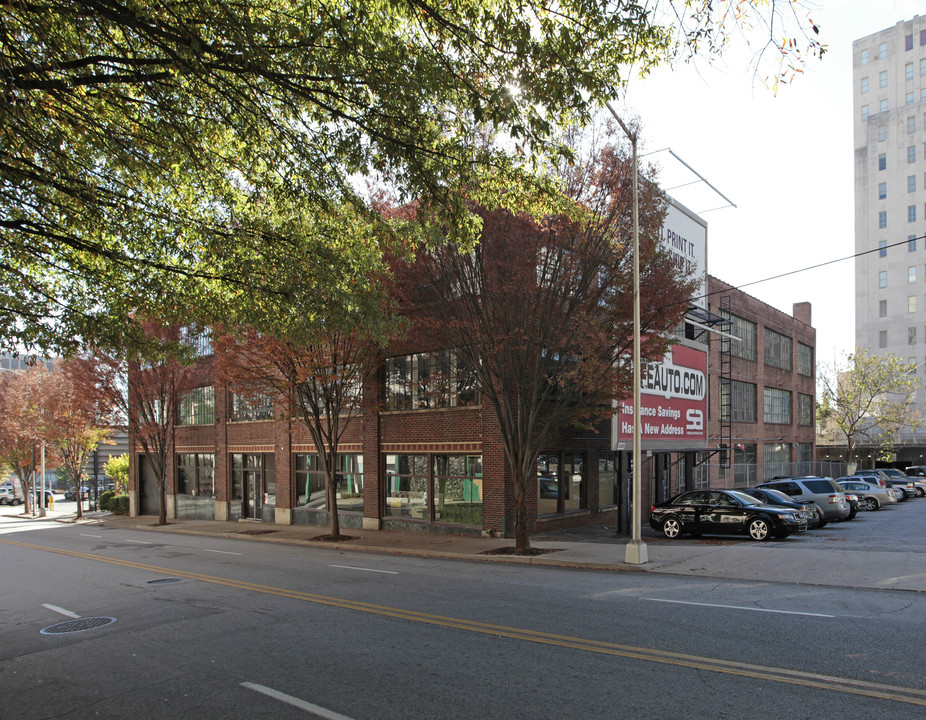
[[105, 453, 130, 494], [1, 1, 823, 355], [818, 349, 921, 470]]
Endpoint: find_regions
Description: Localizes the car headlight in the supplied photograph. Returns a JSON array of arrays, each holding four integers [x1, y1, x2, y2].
[[776, 512, 796, 521]]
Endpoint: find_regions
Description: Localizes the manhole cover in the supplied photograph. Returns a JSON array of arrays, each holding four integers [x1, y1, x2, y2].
[[147, 578, 182, 585], [40, 617, 116, 635]]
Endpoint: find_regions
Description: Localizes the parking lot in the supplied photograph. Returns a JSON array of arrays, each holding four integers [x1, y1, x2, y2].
[[643, 490, 926, 551]]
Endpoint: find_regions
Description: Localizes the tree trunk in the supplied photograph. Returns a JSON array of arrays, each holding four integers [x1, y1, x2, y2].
[[513, 474, 531, 552], [326, 460, 341, 539], [157, 477, 167, 526]]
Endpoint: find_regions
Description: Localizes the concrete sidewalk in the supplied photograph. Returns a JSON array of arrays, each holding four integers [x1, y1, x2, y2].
[[9, 506, 926, 592]]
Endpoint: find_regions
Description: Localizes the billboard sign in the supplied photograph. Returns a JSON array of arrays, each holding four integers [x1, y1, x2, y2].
[[661, 200, 707, 311], [612, 343, 708, 450]]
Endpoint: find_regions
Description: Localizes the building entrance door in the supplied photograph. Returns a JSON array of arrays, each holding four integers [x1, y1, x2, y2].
[[232, 453, 276, 521], [245, 468, 263, 519]]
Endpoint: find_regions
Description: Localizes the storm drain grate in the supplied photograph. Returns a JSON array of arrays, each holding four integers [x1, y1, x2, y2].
[[147, 578, 182, 585], [41, 617, 116, 635]]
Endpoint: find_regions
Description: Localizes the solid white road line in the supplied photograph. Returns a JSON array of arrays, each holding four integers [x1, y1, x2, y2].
[[124, 540, 151, 544], [42, 604, 80, 619], [241, 682, 356, 719], [642, 597, 836, 618], [80, 534, 103, 538], [328, 564, 398, 575], [202, 549, 243, 556]]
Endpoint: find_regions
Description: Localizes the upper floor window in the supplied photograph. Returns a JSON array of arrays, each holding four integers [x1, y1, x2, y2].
[[909, 145, 917, 163], [879, 181, 887, 199], [909, 175, 917, 193], [797, 393, 814, 426], [909, 116, 918, 133], [727, 314, 757, 361], [879, 124, 887, 142], [861, 76, 870, 94], [879, 42, 888, 59], [764, 328, 793, 371], [880, 99, 889, 113], [907, 34, 914, 51], [861, 48, 869, 65], [879, 270, 888, 288], [879, 240, 887, 257], [910, 235, 918, 251], [907, 62, 915, 80], [720, 379, 757, 423], [861, 105, 870, 122], [880, 330, 888, 348], [880, 69, 888, 88], [879, 211, 887, 229], [180, 327, 212, 357], [922, 57, 926, 76], [879, 153, 887, 170], [880, 299, 888, 317], [385, 350, 479, 410], [179, 386, 215, 425], [763, 387, 792, 424], [910, 205, 918, 223], [230, 390, 274, 422], [797, 343, 813, 377], [910, 265, 918, 284]]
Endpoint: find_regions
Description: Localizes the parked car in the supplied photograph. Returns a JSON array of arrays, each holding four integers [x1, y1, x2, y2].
[[756, 476, 851, 524], [836, 478, 898, 510], [0, 485, 23, 506], [741, 486, 823, 528], [842, 490, 860, 519], [64, 486, 89, 501], [905, 465, 926, 478], [878, 468, 926, 497], [850, 471, 913, 501], [649, 489, 807, 541]]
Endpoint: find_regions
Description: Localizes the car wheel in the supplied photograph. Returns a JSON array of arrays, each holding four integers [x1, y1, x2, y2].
[[661, 517, 683, 539], [0, 498, 7, 506], [864, 497, 879, 511], [916, 488, 925, 498], [748, 517, 771, 541], [12, 498, 22, 506]]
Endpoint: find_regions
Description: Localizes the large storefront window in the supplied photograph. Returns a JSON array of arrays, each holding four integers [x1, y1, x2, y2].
[[384, 453, 482, 525], [538, 452, 585, 516], [433, 455, 482, 525], [230, 391, 274, 421], [177, 453, 215, 497], [294, 453, 364, 512]]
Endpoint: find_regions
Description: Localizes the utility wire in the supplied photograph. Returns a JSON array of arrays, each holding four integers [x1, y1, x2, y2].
[[689, 232, 926, 307]]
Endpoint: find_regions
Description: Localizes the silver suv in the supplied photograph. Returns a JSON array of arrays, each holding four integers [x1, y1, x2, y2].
[[756, 476, 850, 525]]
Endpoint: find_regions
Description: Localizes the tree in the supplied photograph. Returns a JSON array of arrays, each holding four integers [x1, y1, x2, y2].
[[104, 453, 130, 494], [78, 322, 205, 526], [1, 1, 823, 355], [0, 367, 46, 514], [38, 360, 116, 518], [390, 136, 696, 551], [818, 349, 921, 470], [214, 323, 383, 540]]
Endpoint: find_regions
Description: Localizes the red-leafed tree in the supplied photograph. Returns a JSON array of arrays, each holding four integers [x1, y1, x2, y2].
[[78, 322, 206, 526], [390, 135, 697, 551], [214, 324, 383, 540], [38, 359, 117, 519], [0, 365, 48, 514]]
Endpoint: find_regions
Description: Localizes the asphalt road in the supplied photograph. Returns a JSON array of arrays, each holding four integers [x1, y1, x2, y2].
[[3, 509, 926, 719]]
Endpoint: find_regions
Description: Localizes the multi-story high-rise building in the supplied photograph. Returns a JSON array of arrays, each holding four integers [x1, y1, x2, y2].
[[853, 16, 926, 456]]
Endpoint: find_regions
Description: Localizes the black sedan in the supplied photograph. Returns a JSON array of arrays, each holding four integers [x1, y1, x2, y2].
[[742, 486, 824, 528], [650, 489, 808, 541]]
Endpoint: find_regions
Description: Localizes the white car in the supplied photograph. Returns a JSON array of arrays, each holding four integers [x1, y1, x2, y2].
[[0, 485, 23, 505]]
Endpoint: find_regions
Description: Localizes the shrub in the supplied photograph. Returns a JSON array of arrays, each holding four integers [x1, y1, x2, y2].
[[110, 494, 129, 515], [99, 490, 115, 512]]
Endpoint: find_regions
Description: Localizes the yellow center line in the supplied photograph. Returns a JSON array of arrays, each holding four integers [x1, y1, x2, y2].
[[6, 537, 926, 707]]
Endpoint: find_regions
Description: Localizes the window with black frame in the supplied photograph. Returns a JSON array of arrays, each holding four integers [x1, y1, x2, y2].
[[177, 453, 215, 497]]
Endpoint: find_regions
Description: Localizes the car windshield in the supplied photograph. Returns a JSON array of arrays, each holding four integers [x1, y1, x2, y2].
[[757, 488, 792, 503], [803, 479, 840, 494], [726, 490, 761, 505]]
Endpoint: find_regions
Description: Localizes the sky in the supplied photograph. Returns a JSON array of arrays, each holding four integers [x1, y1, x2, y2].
[[610, 0, 925, 370]]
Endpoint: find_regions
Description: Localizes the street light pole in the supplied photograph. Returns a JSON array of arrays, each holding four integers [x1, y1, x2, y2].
[[606, 103, 647, 565]]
